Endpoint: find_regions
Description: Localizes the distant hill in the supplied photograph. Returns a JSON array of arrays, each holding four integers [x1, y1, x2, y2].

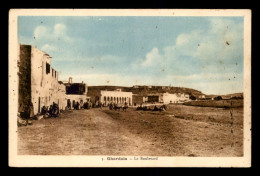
[[88, 85, 205, 97], [224, 92, 243, 97], [206, 92, 243, 99]]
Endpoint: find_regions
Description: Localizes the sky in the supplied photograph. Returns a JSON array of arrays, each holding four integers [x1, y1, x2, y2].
[[18, 16, 244, 95]]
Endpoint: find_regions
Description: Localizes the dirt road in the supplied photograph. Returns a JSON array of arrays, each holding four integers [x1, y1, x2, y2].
[[18, 108, 158, 155], [18, 105, 243, 156]]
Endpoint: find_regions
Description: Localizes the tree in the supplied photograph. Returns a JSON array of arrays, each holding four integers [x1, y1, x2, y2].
[[214, 96, 222, 100], [190, 95, 196, 100]]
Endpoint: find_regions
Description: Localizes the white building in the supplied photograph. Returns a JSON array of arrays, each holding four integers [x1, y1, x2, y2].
[[145, 92, 190, 104], [88, 89, 133, 106], [18, 45, 67, 115]]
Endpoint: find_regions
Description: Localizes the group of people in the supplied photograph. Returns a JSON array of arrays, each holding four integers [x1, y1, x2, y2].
[[108, 102, 129, 112], [67, 101, 80, 110], [73, 102, 81, 110], [41, 102, 60, 118], [136, 104, 167, 111], [66, 100, 113, 110], [18, 101, 61, 121], [67, 101, 93, 110], [83, 101, 92, 109], [18, 102, 34, 120]]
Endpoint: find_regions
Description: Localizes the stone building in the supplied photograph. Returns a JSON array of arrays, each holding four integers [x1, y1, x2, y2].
[[132, 94, 144, 105], [88, 88, 132, 106], [18, 45, 67, 115], [63, 77, 89, 109]]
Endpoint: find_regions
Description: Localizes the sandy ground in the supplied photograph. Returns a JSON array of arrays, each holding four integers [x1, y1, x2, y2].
[[18, 105, 243, 156]]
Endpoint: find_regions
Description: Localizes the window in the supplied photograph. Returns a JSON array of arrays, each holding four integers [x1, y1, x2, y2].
[[46, 62, 50, 74]]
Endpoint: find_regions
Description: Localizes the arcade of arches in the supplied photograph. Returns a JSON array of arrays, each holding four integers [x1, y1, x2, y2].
[[99, 90, 132, 106]]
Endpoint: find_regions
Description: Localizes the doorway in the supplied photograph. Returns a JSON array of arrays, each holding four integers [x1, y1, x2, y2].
[[38, 97, 41, 113]]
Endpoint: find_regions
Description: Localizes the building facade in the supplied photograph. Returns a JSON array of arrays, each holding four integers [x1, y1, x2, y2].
[[144, 92, 190, 104], [132, 94, 145, 105], [63, 78, 89, 109], [18, 45, 67, 115], [88, 89, 132, 106]]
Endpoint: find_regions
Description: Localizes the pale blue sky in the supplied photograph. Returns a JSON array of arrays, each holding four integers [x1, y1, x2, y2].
[[18, 16, 244, 95]]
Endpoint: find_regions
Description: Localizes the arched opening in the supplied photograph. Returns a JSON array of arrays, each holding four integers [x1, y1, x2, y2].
[[95, 96, 99, 104]]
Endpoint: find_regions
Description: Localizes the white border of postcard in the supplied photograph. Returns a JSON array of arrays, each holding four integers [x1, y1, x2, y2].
[[8, 9, 251, 167]]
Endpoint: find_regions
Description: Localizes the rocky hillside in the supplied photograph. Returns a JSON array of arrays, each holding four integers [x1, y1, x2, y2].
[[206, 93, 243, 99], [88, 85, 205, 97]]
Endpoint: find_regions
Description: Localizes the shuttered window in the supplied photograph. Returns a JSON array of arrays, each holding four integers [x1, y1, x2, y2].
[[46, 62, 50, 74]]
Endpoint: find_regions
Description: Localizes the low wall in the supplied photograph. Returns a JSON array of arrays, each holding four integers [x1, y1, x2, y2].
[[183, 99, 243, 108]]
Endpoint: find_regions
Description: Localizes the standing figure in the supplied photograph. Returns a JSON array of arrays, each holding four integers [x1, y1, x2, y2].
[[109, 102, 113, 110], [123, 102, 128, 112], [99, 101, 102, 110], [29, 102, 34, 119], [68, 100, 71, 110], [76, 102, 80, 110]]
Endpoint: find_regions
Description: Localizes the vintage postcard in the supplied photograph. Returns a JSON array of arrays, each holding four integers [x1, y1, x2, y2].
[[8, 9, 251, 167]]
